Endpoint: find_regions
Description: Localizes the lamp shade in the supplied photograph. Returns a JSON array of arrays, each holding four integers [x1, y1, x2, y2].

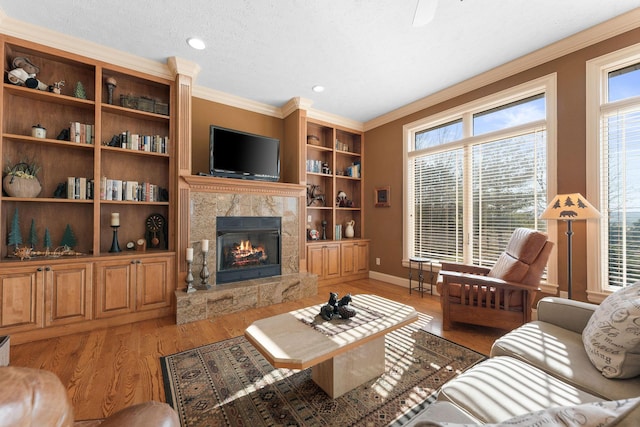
[[540, 193, 601, 221]]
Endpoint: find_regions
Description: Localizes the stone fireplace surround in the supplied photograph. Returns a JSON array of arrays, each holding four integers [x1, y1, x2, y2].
[[175, 176, 317, 324]]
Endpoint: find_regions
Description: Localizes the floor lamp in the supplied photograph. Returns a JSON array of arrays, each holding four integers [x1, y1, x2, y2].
[[541, 193, 600, 299]]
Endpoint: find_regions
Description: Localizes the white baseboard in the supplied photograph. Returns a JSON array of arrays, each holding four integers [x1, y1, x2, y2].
[[368, 270, 409, 288], [368, 270, 439, 296]]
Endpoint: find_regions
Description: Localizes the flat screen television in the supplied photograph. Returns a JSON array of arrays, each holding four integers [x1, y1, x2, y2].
[[209, 125, 280, 182]]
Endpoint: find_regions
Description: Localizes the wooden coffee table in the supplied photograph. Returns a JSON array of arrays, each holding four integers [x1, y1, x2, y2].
[[244, 294, 418, 398]]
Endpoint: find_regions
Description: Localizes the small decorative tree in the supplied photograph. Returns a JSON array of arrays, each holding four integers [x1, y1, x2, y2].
[[28, 219, 38, 249], [74, 81, 87, 99], [43, 228, 52, 253], [7, 207, 22, 248], [60, 224, 77, 248]]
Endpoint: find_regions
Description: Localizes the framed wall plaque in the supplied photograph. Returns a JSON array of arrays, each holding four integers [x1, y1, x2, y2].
[[374, 186, 390, 207]]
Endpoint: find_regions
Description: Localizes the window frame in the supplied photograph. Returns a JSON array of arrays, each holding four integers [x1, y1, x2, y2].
[[403, 74, 558, 293], [586, 42, 640, 303]]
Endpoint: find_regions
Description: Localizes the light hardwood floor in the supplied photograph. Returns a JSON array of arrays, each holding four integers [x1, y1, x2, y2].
[[9, 278, 506, 421]]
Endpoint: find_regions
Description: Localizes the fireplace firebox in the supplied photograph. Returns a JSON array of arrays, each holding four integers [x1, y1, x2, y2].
[[216, 216, 281, 284]]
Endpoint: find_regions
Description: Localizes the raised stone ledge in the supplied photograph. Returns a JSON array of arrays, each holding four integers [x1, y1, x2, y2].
[[175, 272, 318, 324]]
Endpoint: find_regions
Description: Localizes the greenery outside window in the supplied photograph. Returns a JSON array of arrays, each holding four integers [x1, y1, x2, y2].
[[404, 75, 557, 287]]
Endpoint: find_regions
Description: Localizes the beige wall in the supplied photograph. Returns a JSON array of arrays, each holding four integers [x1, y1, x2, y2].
[[191, 98, 284, 175], [364, 28, 640, 302]]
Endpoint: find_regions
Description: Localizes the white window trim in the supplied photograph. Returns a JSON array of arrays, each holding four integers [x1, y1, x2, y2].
[[402, 74, 558, 293], [586, 42, 640, 303]]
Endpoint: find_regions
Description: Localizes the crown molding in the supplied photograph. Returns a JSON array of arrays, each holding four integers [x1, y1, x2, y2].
[[167, 57, 201, 81], [192, 85, 283, 118], [281, 97, 314, 117], [364, 7, 640, 131], [307, 109, 364, 132], [0, 14, 173, 81]]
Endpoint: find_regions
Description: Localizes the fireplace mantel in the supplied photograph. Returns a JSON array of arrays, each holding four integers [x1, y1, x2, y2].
[[183, 175, 305, 197]]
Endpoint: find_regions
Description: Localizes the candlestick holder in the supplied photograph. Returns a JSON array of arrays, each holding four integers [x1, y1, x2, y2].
[[109, 225, 121, 253], [185, 259, 196, 293], [198, 250, 211, 290]]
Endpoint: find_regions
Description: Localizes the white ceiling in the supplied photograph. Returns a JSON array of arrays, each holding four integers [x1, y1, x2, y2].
[[0, 1, 639, 124]]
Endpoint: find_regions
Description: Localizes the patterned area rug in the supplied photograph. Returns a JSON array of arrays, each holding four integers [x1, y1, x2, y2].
[[161, 320, 485, 426]]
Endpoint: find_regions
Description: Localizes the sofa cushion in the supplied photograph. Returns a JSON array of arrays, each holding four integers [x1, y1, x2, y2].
[[403, 402, 481, 426], [487, 253, 529, 282], [582, 281, 640, 379], [414, 397, 640, 427], [436, 356, 603, 423], [504, 227, 548, 264], [491, 321, 640, 400]]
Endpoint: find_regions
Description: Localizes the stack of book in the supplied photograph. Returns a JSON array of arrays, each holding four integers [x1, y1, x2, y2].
[[69, 122, 94, 144], [99, 176, 162, 202], [117, 131, 169, 153], [67, 177, 94, 199]]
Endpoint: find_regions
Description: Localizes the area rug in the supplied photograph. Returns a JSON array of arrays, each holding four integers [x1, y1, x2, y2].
[[161, 320, 485, 426]]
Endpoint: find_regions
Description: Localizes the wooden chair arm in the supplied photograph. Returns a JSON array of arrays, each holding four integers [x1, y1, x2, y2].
[[440, 262, 491, 276], [439, 270, 540, 292]]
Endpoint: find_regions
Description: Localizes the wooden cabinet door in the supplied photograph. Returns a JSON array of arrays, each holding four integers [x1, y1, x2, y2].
[[94, 259, 135, 319], [135, 255, 173, 311], [341, 243, 357, 276], [341, 241, 370, 277], [355, 242, 369, 274], [45, 263, 93, 327], [0, 266, 43, 332], [307, 244, 340, 279], [324, 244, 341, 279], [307, 245, 325, 277]]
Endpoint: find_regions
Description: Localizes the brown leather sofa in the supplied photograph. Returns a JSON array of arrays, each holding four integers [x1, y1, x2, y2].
[[0, 366, 179, 427]]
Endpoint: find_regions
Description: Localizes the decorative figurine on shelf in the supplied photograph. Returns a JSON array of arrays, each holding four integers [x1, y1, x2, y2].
[[56, 128, 70, 141], [337, 293, 357, 319], [105, 77, 117, 104], [7, 56, 47, 91], [49, 80, 64, 95], [337, 190, 353, 207], [320, 292, 339, 321], [306, 184, 325, 207], [321, 220, 327, 240]]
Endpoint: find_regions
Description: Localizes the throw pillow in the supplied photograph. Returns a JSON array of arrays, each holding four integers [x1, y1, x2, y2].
[[414, 397, 640, 427], [582, 280, 640, 378]]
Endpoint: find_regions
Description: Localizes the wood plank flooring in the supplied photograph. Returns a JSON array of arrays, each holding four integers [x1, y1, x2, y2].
[[8, 278, 507, 421]]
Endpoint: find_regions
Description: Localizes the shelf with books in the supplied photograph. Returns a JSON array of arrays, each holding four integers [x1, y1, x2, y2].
[[0, 35, 177, 342], [1, 36, 174, 261], [304, 119, 364, 251]]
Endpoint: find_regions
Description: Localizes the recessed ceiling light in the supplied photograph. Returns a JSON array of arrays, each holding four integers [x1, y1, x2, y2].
[[187, 37, 206, 50], [312, 85, 325, 93]]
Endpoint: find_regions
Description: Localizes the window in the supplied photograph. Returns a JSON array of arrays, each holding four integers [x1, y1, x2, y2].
[[404, 76, 557, 283], [587, 44, 640, 301]]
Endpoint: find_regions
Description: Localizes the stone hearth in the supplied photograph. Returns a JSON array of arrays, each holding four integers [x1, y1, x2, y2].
[[174, 272, 317, 324]]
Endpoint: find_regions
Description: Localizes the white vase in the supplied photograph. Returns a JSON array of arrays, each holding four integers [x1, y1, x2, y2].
[[345, 220, 355, 238]]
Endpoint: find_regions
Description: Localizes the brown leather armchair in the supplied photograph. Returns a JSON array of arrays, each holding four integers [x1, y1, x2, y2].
[[0, 366, 179, 427], [437, 227, 553, 331]]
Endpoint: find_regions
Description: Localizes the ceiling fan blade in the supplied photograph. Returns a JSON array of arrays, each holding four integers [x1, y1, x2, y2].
[[413, 0, 438, 27]]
